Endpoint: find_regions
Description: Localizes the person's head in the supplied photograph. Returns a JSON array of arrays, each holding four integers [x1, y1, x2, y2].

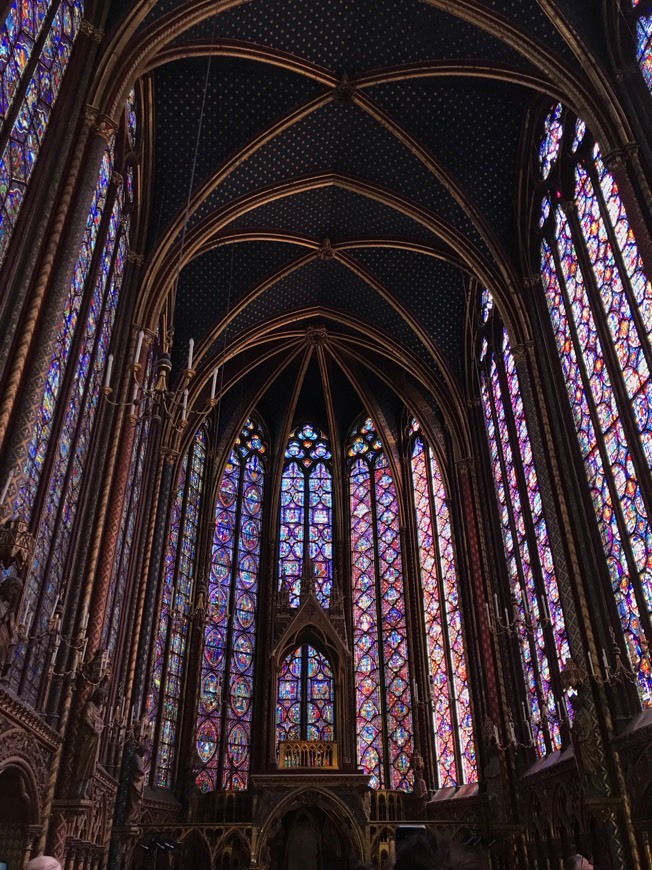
[[25, 857, 62, 870], [394, 832, 487, 870], [567, 855, 594, 870]]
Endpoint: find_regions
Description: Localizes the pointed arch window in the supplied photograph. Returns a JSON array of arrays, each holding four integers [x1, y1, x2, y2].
[[479, 293, 571, 755], [408, 420, 477, 784], [148, 426, 207, 789], [276, 644, 335, 746], [0, 0, 84, 265], [10, 93, 138, 704], [278, 424, 333, 608], [538, 105, 652, 706], [349, 418, 413, 791], [632, 0, 652, 92], [195, 419, 266, 793]]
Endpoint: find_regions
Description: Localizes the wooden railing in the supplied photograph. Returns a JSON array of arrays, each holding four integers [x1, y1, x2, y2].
[[278, 740, 338, 769]]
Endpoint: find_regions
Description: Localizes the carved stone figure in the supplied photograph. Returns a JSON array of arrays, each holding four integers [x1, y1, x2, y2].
[[126, 743, 146, 824], [71, 687, 106, 799], [0, 567, 23, 675], [570, 685, 608, 798], [411, 753, 428, 802]]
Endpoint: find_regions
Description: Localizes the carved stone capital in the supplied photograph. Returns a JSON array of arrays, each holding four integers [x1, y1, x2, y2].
[[455, 456, 475, 474], [602, 143, 639, 173], [89, 111, 118, 144], [615, 63, 637, 83], [510, 340, 535, 364], [523, 274, 542, 292], [111, 171, 124, 187], [79, 19, 104, 42], [559, 199, 576, 217], [160, 447, 179, 465], [127, 251, 144, 267]]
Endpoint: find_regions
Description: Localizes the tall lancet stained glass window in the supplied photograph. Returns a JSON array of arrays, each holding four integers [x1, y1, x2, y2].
[[276, 644, 335, 747], [0, 0, 84, 265], [278, 424, 333, 607], [408, 420, 477, 785], [479, 293, 570, 756], [538, 104, 652, 705], [9, 93, 138, 704], [195, 419, 266, 793], [149, 427, 207, 789], [349, 418, 413, 790]]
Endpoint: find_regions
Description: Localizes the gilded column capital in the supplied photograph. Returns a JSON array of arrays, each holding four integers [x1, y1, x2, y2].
[[510, 340, 535, 364], [79, 19, 104, 42], [160, 447, 179, 465], [602, 143, 639, 173], [112, 171, 124, 187], [455, 456, 475, 475], [127, 251, 145, 267], [83, 107, 118, 144]]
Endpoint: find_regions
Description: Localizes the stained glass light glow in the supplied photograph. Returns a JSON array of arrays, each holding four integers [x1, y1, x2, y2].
[[150, 428, 207, 788], [539, 104, 652, 706], [350, 417, 413, 790], [195, 419, 266, 793], [635, 9, 652, 92], [409, 424, 476, 786], [276, 644, 334, 748], [479, 286, 571, 754], [278, 424, 332, 607], [0, 0, 84, 265]]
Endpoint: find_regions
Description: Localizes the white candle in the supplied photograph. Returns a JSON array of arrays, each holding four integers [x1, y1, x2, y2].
[[129, 381, 139, 417], [81, 611, 89, 631], [485, 602, 492, 627], [24, 607, 33, 636], [187, 338, 194, 371], [210, 366, 219, 400], [521, 702, 528, 722], [588, 651, 595, 677], [507, 720, 516, 744], [542, 595, 551, 622], [51, 593, 60, 618], [181, 388, 188, 421], [602, 648, 610, 672], [412, 681, 419, 703], [521, 588, 530, 617], [494, 593, 500, 618], [104, 354, 113, 389], [134, 330, 144, 365], [0, 470, 13, 505], [504, 607, 510, 628]]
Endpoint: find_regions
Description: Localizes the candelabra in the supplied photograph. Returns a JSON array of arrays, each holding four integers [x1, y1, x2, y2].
[[486, 590, 552, 637], [102, 334, 219, 432], [109, 703, 155, 747], [583, 628, 640, 688]]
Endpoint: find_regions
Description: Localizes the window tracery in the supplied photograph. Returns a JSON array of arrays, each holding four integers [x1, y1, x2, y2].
[[408, 420, 476, 785], [538, 104, 652, 705], [632, 0, 652, 91], [349, 418, 413, 791], [195, 419, 266, 793]]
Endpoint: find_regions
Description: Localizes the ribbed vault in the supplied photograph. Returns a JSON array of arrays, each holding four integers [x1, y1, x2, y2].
[[94, 0, 639, 451]]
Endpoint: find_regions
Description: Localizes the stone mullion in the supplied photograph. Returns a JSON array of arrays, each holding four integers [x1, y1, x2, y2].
[[602, 145, 652, 280], [0, 23, 104, 385], [401, 444, 435, 790], [0, 112, 117, 503], [176, 439, 219, 796]]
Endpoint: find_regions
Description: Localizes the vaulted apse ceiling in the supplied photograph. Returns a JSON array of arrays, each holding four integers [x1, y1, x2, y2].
[[122, 0, 603, 440]]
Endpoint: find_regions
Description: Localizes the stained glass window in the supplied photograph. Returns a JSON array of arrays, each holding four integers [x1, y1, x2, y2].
[[539, 104, 652, 706], [150, 427, 207, 788], [633, 1, 652, 92], [349, 418, 413, 790], [276, 644, 334, 746], [278, 424, 333, 607], [479, 297, 570, 755], [195, 419, 266, 793], [409, 422, 477, 786], [0, 0, 84, 266]]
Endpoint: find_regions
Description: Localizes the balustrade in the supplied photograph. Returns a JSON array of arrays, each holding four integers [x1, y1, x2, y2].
[[278, 740, 338, 769]]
